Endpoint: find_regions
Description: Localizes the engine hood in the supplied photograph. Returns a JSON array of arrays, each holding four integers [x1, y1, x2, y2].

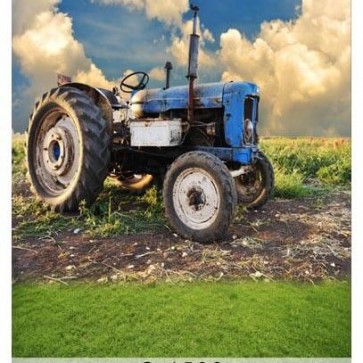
[[130, 81, 259, 116]]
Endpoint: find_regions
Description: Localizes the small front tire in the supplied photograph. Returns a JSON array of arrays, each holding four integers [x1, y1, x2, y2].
[[234, 151, 274, 209], [163, 151, 237, 242]]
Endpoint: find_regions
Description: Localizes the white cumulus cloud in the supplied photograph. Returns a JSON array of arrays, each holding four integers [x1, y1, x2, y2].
[[93, 0, 216, 69], [92, 0, 189, 27], [12, 0, 350, 137], [12, 0, 117, 131], [219, 0, 351, 136], [149, 67, 165, 81], [168, 19, 215, 68], [12, 0, 60, 35]]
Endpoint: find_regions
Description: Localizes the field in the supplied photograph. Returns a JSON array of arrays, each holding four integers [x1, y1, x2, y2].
[[12, 136, 351, 357], [12, 136, 351, 282]]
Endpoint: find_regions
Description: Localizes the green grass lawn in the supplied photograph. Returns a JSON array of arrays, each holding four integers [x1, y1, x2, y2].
[[13, 280, 350, 357]]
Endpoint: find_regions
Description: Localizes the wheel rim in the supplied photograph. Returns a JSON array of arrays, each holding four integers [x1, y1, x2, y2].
[[33, 109, 81, 196], [236, 164, 263, 201], [172, 168, 220, 230]]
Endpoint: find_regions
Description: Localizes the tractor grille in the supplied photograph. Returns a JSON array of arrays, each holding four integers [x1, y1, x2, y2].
[[243, 96, 259, 145]]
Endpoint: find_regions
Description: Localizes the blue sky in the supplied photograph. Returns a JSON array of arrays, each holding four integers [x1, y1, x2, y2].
[[12, 0, 350, 136], [13, 0, 300, 92], [56, 0, 300, 80]]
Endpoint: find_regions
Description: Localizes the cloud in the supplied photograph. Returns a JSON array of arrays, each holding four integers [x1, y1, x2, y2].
[[12, 0, 116, 131], [75, 64, 116, 89], [149, 67, 165, 81], [12, 0, 350, 137], [219, 0, 351, 136], [92, 0, 189, 27], [168, 19, 215, 68], [12, 0, 60, 35], [93, 0, 216, 70], [202, 28, 215, 43]]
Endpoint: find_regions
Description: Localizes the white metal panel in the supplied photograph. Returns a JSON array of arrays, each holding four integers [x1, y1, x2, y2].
[[130, 119, 182, 147]]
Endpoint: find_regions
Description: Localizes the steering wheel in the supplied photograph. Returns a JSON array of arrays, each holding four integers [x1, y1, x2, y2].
[[120, 71, 149, 93]]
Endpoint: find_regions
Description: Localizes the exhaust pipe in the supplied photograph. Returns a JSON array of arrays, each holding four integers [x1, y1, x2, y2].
[[164, 61, 173, 89], [187, 4, 200, 123]]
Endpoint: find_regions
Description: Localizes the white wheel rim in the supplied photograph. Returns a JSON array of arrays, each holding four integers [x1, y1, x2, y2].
[[172, 168, 220, 230]]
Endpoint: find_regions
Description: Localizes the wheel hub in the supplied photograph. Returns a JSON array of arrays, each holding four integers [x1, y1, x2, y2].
[[173, 169, 220, 230], [239, 170, 262, 196], [187, 187, 206, 211], [42, 126, 74, 176]]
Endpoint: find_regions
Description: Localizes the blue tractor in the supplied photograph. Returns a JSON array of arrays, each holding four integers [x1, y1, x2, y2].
[[26, 5, 274, 242]]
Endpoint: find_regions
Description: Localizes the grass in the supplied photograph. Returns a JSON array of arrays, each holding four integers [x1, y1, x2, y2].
[[12, 137, 351, 358], [11, 135, 167, 239], [12, 182, 166, 240], [260, 137, 351, 191], [78, 183, 165, 236], [273, 169, 311, 199], [12, 136, 351, 239], [13, 280, 350, 357]]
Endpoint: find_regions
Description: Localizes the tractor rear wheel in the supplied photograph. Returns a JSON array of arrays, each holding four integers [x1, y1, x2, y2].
[[115, 173, 153, 193], [26, 87, 111, 212], [163, 151, 237, 242], [234, 151, 274, 209]]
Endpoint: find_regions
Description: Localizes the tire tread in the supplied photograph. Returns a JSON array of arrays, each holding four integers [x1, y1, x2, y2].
[[26, 87, 111, 212]]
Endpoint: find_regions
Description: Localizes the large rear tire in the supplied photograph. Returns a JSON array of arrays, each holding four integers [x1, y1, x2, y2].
[[163, 151, 237, 242], [26, 87, 111, 212], [234, 151, 274, 209], [115, 173, 153, 193]]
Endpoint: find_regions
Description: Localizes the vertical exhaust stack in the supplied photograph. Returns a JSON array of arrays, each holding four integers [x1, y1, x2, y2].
[[164, 61, 173, 89], [187, 4, 200, 123]]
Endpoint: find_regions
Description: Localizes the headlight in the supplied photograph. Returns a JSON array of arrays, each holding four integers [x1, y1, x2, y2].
[[244, 118, 255, 144]]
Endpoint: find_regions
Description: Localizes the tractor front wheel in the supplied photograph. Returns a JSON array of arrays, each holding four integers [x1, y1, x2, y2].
[[163, 151, 237, 242], [26, 87, 111, 212], [234, 151, 274, 209]]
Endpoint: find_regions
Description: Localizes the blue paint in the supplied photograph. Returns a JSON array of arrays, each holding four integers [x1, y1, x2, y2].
[[196, 146, 257, 164], [222, 81, 259, 148], [52, 142, 61, 161], [132, 80, 260, 165], [132, 82, 225, 113]]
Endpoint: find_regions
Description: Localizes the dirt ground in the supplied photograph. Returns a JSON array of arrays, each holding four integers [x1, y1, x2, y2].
[[12, 187, 351, 283]]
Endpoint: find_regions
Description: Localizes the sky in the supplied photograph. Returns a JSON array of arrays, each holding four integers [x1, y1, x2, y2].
[[12, 0, 351, 136]]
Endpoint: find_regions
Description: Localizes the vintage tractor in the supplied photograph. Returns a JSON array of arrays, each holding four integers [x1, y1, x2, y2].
[[25, 5, 274, 242]]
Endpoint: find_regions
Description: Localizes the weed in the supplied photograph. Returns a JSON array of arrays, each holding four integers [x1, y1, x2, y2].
[[76, 186, 165, 237], [273, 168, 310, 199], [261, 137, 351, 187], [12, 190, 75, 238], [12, 138, 26, 175], [317, 159, 351, 185], [139, 186, 164, 219], [234, 205, 248, 222]]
